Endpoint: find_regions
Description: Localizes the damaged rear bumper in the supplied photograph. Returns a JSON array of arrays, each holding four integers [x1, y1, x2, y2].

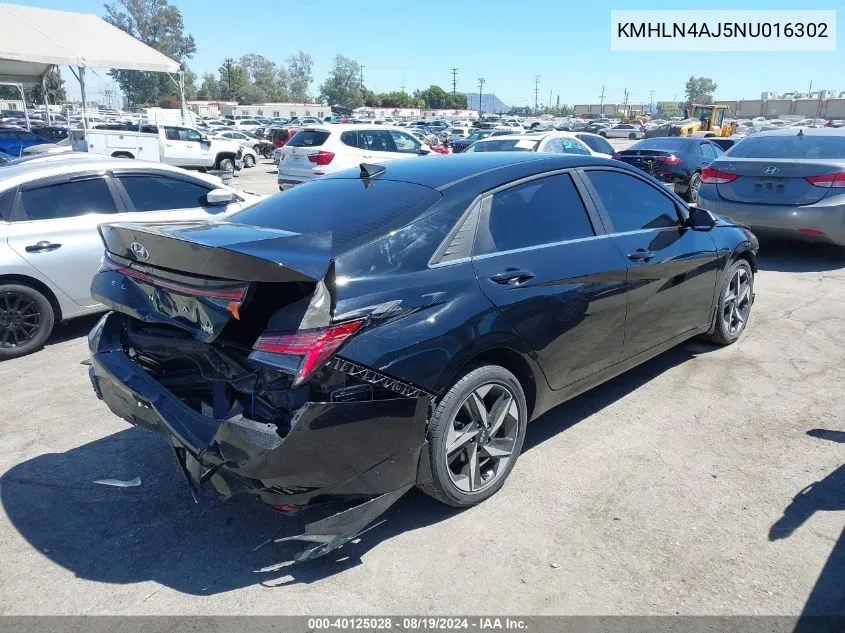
[[88, 312, 430, 559]]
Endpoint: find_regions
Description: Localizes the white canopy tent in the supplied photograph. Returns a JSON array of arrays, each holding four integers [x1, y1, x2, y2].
[[0, 2, 185, 127]]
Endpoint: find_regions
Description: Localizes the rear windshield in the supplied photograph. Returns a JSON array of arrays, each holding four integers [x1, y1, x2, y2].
[[229, 179, 441, 252], [465, 139, 539, 152], [287, 130, 330, 147], [728, 134, 845, 159]]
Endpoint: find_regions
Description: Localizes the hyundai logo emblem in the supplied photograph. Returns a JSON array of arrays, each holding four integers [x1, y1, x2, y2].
[[763, 166, 779, 175], [130, 241, 150, 261]]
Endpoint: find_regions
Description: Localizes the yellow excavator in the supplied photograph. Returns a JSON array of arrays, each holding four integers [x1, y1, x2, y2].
[[671, 104, 736, 137]]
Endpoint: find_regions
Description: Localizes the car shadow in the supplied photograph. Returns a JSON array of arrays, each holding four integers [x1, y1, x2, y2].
[[45, 313, 102, 347], [0, 340, 711, 594], [756, 240, 845, 273], [0, 426, 459, 594], [770, 429, 845, 621], [524, 343, 699, 451]]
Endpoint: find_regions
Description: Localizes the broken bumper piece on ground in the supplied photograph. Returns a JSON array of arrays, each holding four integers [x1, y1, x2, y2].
[[88, 311, 430, 560]]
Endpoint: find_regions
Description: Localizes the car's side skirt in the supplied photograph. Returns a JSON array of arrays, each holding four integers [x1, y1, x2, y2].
[[532, 324, 710, 420]]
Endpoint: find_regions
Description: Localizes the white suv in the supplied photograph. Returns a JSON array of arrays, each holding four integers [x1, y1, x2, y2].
[[277, 125, 432, 189]]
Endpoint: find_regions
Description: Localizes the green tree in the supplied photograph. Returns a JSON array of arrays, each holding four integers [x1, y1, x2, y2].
[[376, 91, 407, 108], [414, 84, 450, 109], [24, 68, 67, 105], [104, 0, 197, 106], [0, 85, 20, 100], [219, 59, 248, 101], [240, 53, 286, 102], [196, 72, 219, 100], [183, 68, 197, 100], [683, 76, 718, 107], [286, 51, 313, 102], [319, 55, 363, 109]]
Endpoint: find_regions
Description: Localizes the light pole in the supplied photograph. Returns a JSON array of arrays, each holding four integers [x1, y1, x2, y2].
[[477, 77, 485, 119]]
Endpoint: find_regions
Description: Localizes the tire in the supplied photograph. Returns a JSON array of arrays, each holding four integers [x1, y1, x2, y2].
[[111, 151, 134, 159], [418, 364, 528, 507], [703, 259, 754, 345], [217, 157, 235, 172], [243, 154, 255, 168], [684, 172, 702, 203], [0, 283, 55, 359], [599, 131, 607, 138], [628, 133, 637, 140]]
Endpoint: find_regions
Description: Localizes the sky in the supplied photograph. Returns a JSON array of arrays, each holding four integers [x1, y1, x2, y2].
[[12, 0, 845, 108]]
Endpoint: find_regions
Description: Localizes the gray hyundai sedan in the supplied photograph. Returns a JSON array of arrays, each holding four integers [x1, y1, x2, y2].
[[698, 128, 845, 247]]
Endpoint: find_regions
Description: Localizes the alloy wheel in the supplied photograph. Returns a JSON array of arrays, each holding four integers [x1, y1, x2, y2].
[[0, 291, 42, 349], [722, 267, 751, 335], [445, 383, 520, 493]]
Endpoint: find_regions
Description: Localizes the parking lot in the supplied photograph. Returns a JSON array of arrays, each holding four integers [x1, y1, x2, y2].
[[1, 141, 844, 615]]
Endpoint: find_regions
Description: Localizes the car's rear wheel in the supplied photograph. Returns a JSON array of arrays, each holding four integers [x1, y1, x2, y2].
[[0, 284, 54, 359], [704, 259, 754, 345], [419, 364, 528, 507], [684, 172, 702, 203], [628, 132, 637, 140], [218, 157, 235, 172], [599, 131, 607, 137]]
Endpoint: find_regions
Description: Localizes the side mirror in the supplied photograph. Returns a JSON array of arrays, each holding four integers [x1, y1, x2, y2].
[[206, 188, 235, 206], [418, 144, 433, 155], [687, 205, 716, 231]]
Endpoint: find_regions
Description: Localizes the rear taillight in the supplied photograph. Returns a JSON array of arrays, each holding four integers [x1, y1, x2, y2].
[[805, 172, 845, 188], [701, 167, 739, 184], [656, 155, 682, 166], [612, 154, 623, 160], [272, 139, 282, 148], [307, 151, 335, 166], [252, 320, 364, 385]]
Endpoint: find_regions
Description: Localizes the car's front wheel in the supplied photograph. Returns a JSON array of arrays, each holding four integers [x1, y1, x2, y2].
[[628, 132, 637, 140], [419, 364, 528, 507], [0, 283, 54, 359], [705, 259, 754, 345], [243, 154, 255, 168]]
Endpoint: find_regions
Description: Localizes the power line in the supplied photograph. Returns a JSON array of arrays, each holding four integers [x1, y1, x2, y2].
[[533, 75, 541, 113], [450, 68, 458, 96]]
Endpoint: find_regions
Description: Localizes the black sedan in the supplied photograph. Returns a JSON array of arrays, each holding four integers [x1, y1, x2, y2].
[[87, 153, 758, 560], [612, 137, 726, 202]]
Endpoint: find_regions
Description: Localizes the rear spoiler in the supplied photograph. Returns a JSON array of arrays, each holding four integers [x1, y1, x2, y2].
[[98, 221, 332, 283]]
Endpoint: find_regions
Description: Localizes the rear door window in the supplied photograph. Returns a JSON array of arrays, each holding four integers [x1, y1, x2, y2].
[[475, 174, 595, 255], [18, 178, 118, 221], [116, 175, 213, 212], [389, 130, 422, 153], [585, 170, 680, 233], [577, 134, 614, 155]]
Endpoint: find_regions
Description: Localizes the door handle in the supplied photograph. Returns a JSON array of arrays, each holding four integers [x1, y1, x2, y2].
[[25, 241, 62, 253], [627, 249, 655, 262], [489, 268, 535, 285], [165, 143, 174, 147]]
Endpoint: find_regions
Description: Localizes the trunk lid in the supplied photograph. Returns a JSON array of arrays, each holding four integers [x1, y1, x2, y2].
[[92, 221, 332, 343], [708, 158, 839, 205], [614, 149, 680, 175]]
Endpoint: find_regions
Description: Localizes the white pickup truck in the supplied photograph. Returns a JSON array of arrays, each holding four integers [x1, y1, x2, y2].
[[70, 124, 244, 171]]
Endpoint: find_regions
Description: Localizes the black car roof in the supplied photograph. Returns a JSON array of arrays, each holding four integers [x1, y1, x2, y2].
[[325, 153, 619, 191]]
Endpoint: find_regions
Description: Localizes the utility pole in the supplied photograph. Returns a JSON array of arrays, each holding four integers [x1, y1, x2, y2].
[[533, 75, 540, 113], [224, 58, 234, 100], [548, 90, 552, 112], [450, 68, 458, 96], [477, 77, 485, 116], [359, 65, 365, 90], [599, 84, 606, 114], [649, 89, 655, 112], [401, 74, 406, 94], [556, 94, 560, 110], [623, 88, 629, 115], [808, 79, 813, 95]]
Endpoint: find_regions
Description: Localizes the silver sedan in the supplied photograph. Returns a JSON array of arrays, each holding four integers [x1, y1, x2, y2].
[[697, 128, 845, 247], [0, 158, 261, 358]]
